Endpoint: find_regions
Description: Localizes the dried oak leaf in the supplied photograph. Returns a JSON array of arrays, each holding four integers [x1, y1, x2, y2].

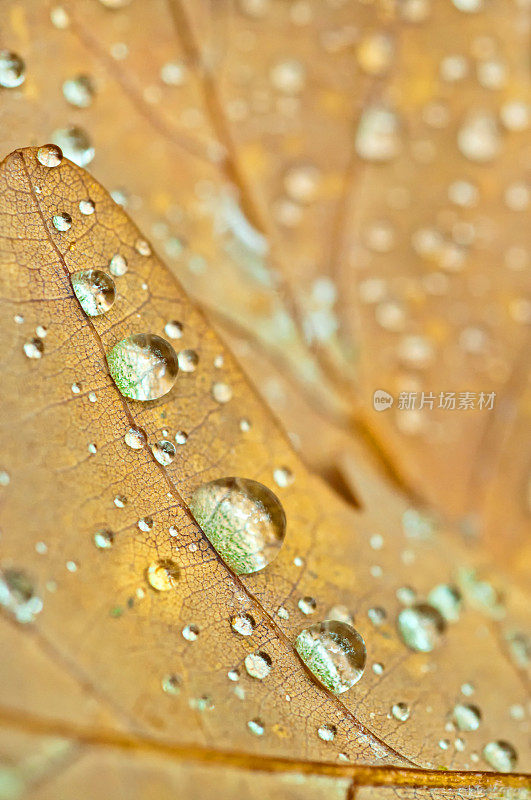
[[0, 148, 529, 799]]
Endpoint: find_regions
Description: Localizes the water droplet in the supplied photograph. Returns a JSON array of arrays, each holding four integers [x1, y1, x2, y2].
[[482, 741, 517, 772], [284, 164, 320, 204], [138, 516, 154, 532], [23, 338, 44, 360], [52, 126, 94, 167], [164, 320, 183, 339], [212, 382, 232, 403], [0, 470, 10, 487], [107, 334, 179, 401], [175, 430, 188, 445], [295, 620, 367, 694], [356, 106, 401, 162], [52, 212, 72, 232], [189, 477, 286, 574], [152, 440, 176, 465], [160, 60, 187, 86], [71, 269, 115, 316], [453, 703, 481, 731], [357, 33, 394, 75], [298, 596, 317, 615], [396, 586, 416, 605], [134, 238, 151, 256], [230, 612, 255, 636], [93, 529, 114, 549], [428, 584, 462, 622], [458, 111, 501, 162], [270, 59, 306, 93], [62, 74, 94, 108], [0, 569, 43, 623], [114, 494, 127, 508], [391, 702, 410, 722], [124, 427, 147, 449], [397, 603, 446, 652], [247, 718, 265, 736], [228, 669, 239, 681], [178, 348, 199, 372], [245, 651, 271, 679], [368, 606, 386, 626], [109, 253, 128, 276], [146, 559, 179, 591], [317, 723, 336, 742], [372, 662, 384, 675], [273, 466, 293, 488], [326, 605, 353, 625], [79, 199, 95, 215], [37, 144, 63, 168], [162, 674, 180, 694], [239, 418, 251, 432], [0, 51, 25, 88], [182, 623, 199, 641]]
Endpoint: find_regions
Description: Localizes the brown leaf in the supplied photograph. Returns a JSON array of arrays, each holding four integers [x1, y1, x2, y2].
[[0, 146, 529, 799]]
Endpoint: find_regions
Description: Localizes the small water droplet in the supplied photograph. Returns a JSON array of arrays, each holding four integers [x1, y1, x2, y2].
[[372, 662, 384, 675], [244, 650, 271, 681], [273, 466, 293, 488], [162, 674, 180, 694], [109, 253, 128, 276], [152, 440, 176, 465], [239, 418, 251, 432], [138, 516, 154, 532], [0, 569, 42, 623], [298, 596, 317, 615], [397, 603, 446, 652], [164, 320, 183, 339], [0, 51, 25, 88], [175, 430, 188, 445], [295, 620, 367, 694], [146, 559, 179, 591], [317, 723, 336, 742], [482, 741, 517, 772], [182, 623, 199, 641], [94, 529, 114, 549], [52, 126, 94, 167], [189, 477, 286, 575], [458, 111, 501, 162], [212, 381, 232, 403], [37, 144, 63, 167], [79, 199, 95, 216], [107, 334, 179, 401], [428, 584, 462, 622], [71, 269, 115, 316], [270, 59, 306, 93], [53, 212, 72, 232], [283, 164, 320, 204], [178, 348, 199, 372], [247, 718, 265, 736], [368, 606, 386, 626], [134, 238, 151, 256], [453, 703, 481, 731], [396, 586, 416, 605], [228, 668, 239, 681], [356, 106, 401, 162], [23, 338, 44, 360], [114, 494, 127, 508], [391, 702, 410, 722], [230, 612, 255, 636], [63, 74, 94, 108], [124, 427, 147, 449]]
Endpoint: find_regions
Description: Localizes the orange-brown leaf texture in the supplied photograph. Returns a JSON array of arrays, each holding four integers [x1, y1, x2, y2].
[[0, 0, 530, 799]]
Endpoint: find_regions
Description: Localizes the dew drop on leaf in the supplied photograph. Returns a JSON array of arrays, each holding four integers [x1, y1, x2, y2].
[[273, 466, 294, 488], [71, 269, 115, 317], [427, 583, 462, 622], [52, 126, 94, 167], [36, 144, 63, 167], [124, 427, 147, 449], [298, 596, 317, 615], [152, 440, 176, 465], [79, 199, 95, 216], [23, 338, 44, 360], [109, 253, 128, 276], [189, 477, 286, 575], [230, 612, 255, 636], [175, 430, 188, 445], [295, 620, 367, 694], [482, 740, 517, 772], [0, 51, 25, 88], [93, 529, 114, 549], [397, 603, 446, 652], [182, 623, 199, 641], [244, 651, 271, 679], [212, 382, 233, 404], [317, 723, 336, 742], [52, 212, 72, 232], [177, 348, 199, 373], [162, 674, 181, 695], [107, 333, 179, 401], [146, 559, 179, 592], [356, 106, 401, 162], [453, 703, 481, 731], [62, 74, 94, 108], [391, 702, 410, 722], [247, 718, 265, 736], [164, 320, 183, 339], [0, 569, 42, 623]]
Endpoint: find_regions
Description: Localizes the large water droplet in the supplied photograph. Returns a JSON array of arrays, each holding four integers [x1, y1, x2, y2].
[[71, 269, 116, 316], [244, 651, 271, 679], [146, 559, 179, 591], [37, 144, 63, 167], [453, 703, 481, 731], [397, 603, 446, 652], [482, 740, 517, 772], [52, 126, 95, 167], [189, 477, 286, 574], [107, 334, 179, 401], [0, 51, 25, 88], [63, 74, 94, 108], [152, 440, 176, 465], [295, 620, 367, 694]]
